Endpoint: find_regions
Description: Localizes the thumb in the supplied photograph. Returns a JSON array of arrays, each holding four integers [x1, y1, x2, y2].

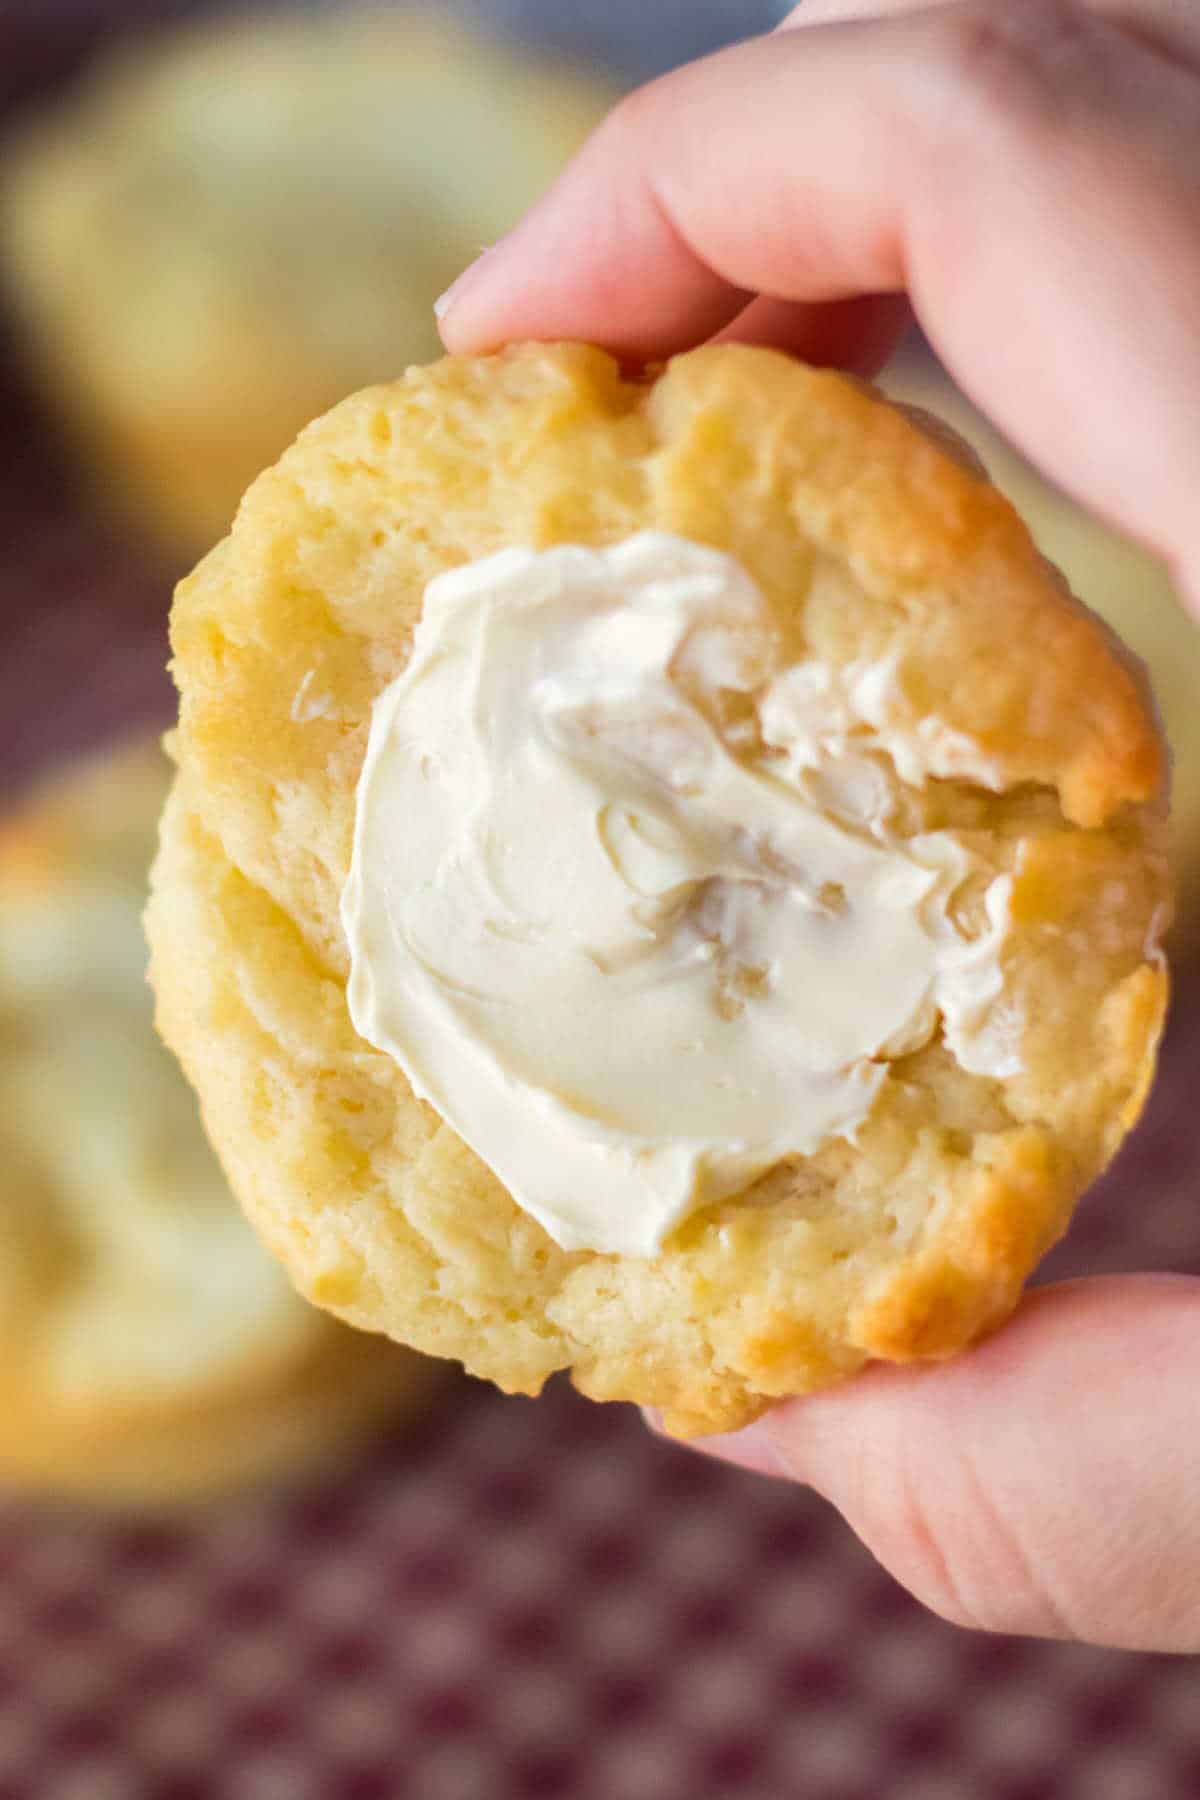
[[683, 1274, 1200, 1650]]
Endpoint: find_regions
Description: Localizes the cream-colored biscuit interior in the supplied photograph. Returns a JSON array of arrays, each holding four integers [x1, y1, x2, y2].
[[149, 344, 1169, 1436], [0, 748, 321, 1422], [0, 746, 448, 1507]]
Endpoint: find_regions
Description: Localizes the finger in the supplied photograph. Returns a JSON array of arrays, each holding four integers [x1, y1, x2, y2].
[[644, 1412, 788, 1479], [673, 1275, 1200, 1650], [783, 0, 1200, 69], [438, 0, 1200, 576], [778, 0, 940, 24], [712, 292, 912, 375], [742, 3, 919, 370]]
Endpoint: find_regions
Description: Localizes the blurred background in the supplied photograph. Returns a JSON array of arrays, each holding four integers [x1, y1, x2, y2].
[[0, 3, 1197, 1797]]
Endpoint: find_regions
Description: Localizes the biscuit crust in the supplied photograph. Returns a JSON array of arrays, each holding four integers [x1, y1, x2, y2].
[[0, 743, 443, 1504], [148, 345, 1169, 1436], [884, 348, 1200, 922]]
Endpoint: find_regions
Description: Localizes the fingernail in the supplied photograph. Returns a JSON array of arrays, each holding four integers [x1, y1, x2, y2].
[[434, 241, 501, 323]]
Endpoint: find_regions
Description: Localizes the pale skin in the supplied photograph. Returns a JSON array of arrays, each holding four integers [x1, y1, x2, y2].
[[437, 0, 1200, 1650]]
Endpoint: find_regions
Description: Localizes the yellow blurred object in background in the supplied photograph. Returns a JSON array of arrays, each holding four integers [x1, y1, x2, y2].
[[884, 348, 1200, 931], [0, 8, 613, 555], [0, 741, 446, 1507]]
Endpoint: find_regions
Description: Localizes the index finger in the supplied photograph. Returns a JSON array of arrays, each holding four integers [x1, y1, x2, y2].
[[438, 0, 1200, 575], [787, 0, 1200, 65]]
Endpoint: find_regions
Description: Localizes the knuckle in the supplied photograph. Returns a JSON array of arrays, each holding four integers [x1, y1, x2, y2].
[[599, 76, 666, 158], [878, 1443, 995, 1633], [851, 1430, 1076, 1639], [935, 0, 1108, 128]]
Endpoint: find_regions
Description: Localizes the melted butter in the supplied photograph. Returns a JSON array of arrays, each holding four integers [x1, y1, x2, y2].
[[343, 534, 1021, 1257]]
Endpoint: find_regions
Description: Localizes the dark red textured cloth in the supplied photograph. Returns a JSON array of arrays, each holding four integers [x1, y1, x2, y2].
[[0, 1335, 1196, 1800]]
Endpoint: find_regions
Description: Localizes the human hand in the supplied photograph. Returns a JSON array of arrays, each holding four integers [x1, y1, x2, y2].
[[438, 0, 1200, 609], [438, 0, 1200, 1650]]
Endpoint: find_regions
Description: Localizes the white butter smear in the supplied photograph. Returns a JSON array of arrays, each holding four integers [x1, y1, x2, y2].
[[342, 533, 1020, 1257]]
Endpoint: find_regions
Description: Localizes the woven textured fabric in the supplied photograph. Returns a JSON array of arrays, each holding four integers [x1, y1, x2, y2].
[[0, 1343, 1197, 1800]]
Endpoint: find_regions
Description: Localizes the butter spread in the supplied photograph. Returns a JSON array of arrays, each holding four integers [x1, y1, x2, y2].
[[342, 533, 1020, 1258]]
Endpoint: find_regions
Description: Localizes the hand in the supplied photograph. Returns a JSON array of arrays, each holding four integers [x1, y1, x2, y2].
[[438, 0, 1200, 608], [438, 0, 1200, 1650]]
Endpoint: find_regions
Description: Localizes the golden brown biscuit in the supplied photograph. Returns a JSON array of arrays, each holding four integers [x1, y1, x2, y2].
[[147, 344, 1169, 1437], [0, 10, 611, 553], [0, 741, 445, 1506], [884, 345, 1200, 932]]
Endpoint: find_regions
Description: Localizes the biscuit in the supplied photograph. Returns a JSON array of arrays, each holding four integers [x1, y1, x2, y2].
[[147, 344, 1169, 1437], [884, 345, 1200, 930], [0, 741, 444, 1505], [0, 10, 611, 554]]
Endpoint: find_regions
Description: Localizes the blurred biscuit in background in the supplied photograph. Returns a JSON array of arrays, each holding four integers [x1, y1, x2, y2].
[[0, 740, 447, 1507], [884, 346, 1200, 935], [0, 7, 613, 555]]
